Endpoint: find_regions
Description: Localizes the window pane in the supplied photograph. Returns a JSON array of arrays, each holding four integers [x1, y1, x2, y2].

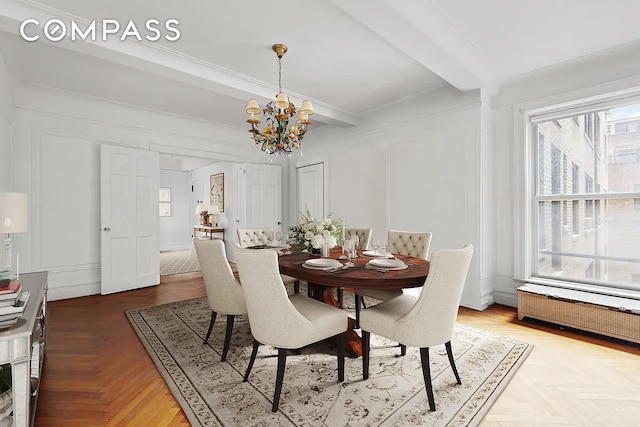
[[536, 198, 640, 288]]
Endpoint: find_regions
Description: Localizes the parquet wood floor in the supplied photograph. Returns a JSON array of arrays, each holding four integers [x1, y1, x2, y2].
[[34, 275, 640, 426]]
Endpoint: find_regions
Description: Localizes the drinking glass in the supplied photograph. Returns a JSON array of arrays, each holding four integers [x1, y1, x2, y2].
[[370, 238, 380, 256], [343, 239, 355, 266], [351, 234, 360, 254], [266, 230, 274, 246], [275, 231, 283, 245]]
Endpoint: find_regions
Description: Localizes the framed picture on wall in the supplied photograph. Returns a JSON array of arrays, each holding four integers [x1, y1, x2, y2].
[[210, 173, 224, 212]]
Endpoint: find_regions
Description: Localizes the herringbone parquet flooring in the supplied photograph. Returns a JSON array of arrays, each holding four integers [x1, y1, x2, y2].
[[34, 274, 640, 426]]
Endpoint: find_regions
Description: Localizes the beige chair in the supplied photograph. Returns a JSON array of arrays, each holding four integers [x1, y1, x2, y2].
[[234, 246, 348, 412], [361, 244, 474, 411], [236, 227, 273, 247], [236, 227, 300, 294], [193, 238, 248, 362], [345, 228, 372, 250], [355, 231, 432, 330], [337, 228, 373, 307]]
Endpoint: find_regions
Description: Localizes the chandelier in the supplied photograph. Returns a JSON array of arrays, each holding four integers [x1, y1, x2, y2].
[[246, 44, 314, 158]]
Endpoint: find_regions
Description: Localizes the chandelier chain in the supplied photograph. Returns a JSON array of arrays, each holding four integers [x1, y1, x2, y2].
[[278, 57, 283, 93]]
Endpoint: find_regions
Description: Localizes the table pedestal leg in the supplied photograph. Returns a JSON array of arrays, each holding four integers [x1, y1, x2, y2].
[[307, 283, 362, 357]]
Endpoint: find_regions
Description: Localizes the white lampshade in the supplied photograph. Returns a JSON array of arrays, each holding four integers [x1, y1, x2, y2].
[[208, 204, 220, 214], [296, 111, 308, 123], [0, 192, 28, 233], [246, 99, 260, 114], [275, 92, 289, 109], [195, 204, 207, 214], [300, 100, 314, 115]]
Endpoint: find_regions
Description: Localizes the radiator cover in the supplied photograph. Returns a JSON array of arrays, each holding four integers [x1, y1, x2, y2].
[[517, 284, 640, 344]]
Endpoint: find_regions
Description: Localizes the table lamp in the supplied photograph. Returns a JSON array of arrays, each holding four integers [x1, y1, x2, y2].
[[208, 204, 220, 226], [0, 192, 28, 284]]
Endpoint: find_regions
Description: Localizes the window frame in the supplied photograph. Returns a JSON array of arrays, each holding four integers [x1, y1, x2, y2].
[[516, 87, 640, 299]]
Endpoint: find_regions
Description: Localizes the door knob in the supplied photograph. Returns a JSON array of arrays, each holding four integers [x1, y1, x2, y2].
[[103, 227, 111, 231], [277, 221, 282, 225]]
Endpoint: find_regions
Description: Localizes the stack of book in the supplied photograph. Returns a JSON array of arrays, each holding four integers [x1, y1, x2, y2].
[[0, 280, 29, 329]]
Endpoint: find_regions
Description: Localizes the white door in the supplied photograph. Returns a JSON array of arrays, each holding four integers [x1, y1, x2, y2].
[[101, 145, 159, 294], [296, 163, 324, 220], [244, 164, 282, 231]]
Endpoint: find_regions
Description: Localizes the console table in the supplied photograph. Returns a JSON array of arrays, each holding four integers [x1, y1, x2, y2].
[[0, 271, 47, 427], [193, 226, 225, 241]]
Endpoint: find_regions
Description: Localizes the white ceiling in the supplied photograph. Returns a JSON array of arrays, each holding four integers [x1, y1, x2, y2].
[[2, 0, 640, 132]]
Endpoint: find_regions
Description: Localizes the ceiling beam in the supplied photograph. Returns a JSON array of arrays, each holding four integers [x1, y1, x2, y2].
[[0, 0, 357, 127], [331, 0, 503, 92]]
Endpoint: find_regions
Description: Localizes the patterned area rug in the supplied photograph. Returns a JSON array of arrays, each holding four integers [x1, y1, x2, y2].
[[127, 293, 531, 427], [160, 249, 201, 275]]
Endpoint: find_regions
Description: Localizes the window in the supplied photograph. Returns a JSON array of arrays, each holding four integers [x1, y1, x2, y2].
[[530, 102, 640, 292], [159, 188, 172, 217]]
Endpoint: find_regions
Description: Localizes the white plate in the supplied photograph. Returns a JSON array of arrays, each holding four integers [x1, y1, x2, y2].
[[302, 264, 341, 270], [304, 258, 342, 268], [268, 244, 290, 249], [362, 250, 392, 258], [368, 258, 406, 269]]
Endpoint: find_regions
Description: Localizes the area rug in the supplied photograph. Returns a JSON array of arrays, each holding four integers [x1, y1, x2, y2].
[[160, 249, 201, 275], [127, 295, 531, 427]]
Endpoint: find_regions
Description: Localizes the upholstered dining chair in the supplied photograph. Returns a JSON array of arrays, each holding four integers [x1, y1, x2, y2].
[[236, 227, 300, 294], [234, 245, 348, 412], [193, 238, 248, 362], [354, 231, 432, 330], [361, 243, 474, 411], [345, 228, 372, 250], [337, 228, 373, 307]]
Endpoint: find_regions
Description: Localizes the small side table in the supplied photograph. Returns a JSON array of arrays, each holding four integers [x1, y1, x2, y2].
[[193, 226, 225, 241]]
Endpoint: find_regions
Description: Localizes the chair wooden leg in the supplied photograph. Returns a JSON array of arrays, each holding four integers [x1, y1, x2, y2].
[[221, 315, 235, 362], [203, 311, 217, 344], [355, 295, 361, 329], [337, 288, 344, 308], [445, 341, 461, 384], [419, 347, 436, 411], [362, 330, 370, 380], [272, 349, 287, 412], [336, 332, 345, 382], [243, 339, 260, 382], [294, 280, 300, 294], [399, 344, 407, 356]]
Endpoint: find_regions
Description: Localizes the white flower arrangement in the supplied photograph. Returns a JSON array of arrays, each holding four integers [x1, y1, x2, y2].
[[289, 209, 342, 251]]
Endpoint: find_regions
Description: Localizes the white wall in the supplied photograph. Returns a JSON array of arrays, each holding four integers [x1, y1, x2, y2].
[[159, 170, 191, 251], [0, 52, 13, 192], [491, 42, 640, 307], [290, 86, 495, 310], [12, 85, 260, 301]]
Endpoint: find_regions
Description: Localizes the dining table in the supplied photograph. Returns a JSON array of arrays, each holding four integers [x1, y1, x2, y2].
[[278, 248, 430, 357]]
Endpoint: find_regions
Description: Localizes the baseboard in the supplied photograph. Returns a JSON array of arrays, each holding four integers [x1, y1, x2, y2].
[[160, 242, 192, 251], [48, 282, 101, 301]]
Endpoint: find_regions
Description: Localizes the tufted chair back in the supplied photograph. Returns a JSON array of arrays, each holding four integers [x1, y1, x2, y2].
[[387, 230, 432, 259], [345, 228, 372, 250], [236, 227, 273, 247]]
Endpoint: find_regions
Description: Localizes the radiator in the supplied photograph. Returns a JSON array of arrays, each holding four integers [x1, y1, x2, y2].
[[517, 283, 640, 344]]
